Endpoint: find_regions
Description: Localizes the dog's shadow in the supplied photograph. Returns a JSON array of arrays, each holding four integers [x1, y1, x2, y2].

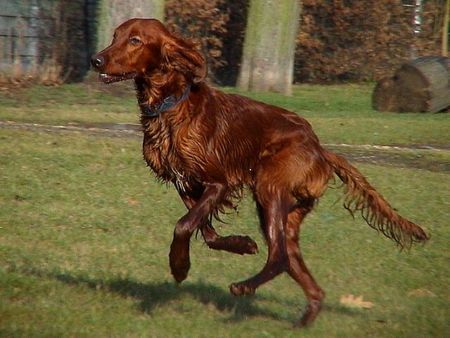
[[19, 267, 359, 324], [53, 272, 290, 323]]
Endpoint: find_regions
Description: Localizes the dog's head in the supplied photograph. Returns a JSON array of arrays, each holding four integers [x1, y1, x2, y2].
[[91, 18, 206, 84]]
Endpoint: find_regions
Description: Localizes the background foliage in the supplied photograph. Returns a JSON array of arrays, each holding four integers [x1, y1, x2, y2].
[[295, 0, 447, 82], [165, 0, 447, 84], [0, 0, 447, 84], [165, 0, 248, 85]]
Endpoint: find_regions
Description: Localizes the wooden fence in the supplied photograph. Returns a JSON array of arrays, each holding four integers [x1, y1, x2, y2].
[[0, 0, 97, 82]]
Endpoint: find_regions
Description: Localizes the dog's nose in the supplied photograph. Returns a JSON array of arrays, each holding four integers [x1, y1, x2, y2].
[[91, 55, 104, 69]]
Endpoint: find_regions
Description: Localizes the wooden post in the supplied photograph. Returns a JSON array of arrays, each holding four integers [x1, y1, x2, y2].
[[443, 0, 449, 57]]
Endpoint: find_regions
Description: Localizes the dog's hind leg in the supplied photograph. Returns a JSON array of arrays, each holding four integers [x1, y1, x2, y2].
[[229, 193, 290, 296], [285, 198, 325, 327]]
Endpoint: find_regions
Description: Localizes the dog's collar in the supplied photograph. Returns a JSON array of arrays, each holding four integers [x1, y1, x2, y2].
[[140, 85, 191, 117]]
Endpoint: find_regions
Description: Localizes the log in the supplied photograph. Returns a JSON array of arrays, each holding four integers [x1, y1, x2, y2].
[[373, 56, 450, 113]]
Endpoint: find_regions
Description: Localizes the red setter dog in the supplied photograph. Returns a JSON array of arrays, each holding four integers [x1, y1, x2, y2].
[[91, 18, 428, 327]]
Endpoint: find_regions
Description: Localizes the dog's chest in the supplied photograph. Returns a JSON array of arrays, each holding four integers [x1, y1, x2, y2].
[[142, 119, 201, 190]]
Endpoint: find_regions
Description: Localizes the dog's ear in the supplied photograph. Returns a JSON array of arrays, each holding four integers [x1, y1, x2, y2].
[[161, 38, 207, 83]]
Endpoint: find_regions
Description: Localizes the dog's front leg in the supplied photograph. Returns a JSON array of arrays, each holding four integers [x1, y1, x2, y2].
[[177, 189, 258, 255], [169, 182, 225, 283]]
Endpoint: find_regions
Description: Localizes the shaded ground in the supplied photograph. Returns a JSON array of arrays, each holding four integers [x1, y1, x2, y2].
[[1, 120, 449, 173]]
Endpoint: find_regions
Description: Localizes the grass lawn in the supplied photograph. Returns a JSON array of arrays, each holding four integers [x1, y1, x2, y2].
[[0, 83, 449, 337], [1, 82, 449, 146]]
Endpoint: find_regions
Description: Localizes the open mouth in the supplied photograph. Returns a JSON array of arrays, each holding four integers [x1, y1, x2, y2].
[[99, 72, 137, 84]]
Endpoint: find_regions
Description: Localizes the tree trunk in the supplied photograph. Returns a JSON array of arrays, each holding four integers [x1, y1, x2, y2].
[[96, 0, 165, 50], [238, 0, 300, 95]]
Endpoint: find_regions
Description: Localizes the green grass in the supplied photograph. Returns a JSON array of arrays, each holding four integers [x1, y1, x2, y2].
[[0, 83, 449, 337], [0, 128, 449, 337], [1, 82, 449, 146], [0, 83, 137, 125], [228, 84, 450, 146]]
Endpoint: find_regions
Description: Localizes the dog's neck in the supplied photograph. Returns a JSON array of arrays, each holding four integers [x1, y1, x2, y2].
[[134, 72, 191, 118], [141, 84, 191, 117]]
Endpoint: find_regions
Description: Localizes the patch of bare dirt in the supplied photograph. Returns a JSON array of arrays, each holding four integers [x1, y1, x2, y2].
[[325, 145, 450, 173], [1, 120, 449, 173]]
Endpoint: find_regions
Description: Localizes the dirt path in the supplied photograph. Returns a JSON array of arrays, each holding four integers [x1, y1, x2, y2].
[[1, 120, 449, 173]]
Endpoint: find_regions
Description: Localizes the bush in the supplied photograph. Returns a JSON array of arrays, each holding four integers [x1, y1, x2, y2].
[[165, 0, 229, 82], [165, 0, 248, 85], [295, 0, 414, 82]]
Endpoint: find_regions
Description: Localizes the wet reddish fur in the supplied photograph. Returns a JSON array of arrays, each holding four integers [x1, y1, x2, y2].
[[92, 18, 428, 327]]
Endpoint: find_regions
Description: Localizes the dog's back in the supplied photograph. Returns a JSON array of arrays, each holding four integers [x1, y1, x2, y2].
[[91, 18, 428, 328]]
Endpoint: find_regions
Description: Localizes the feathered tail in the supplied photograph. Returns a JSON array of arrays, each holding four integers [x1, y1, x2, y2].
[[323, 151, 429, 248]]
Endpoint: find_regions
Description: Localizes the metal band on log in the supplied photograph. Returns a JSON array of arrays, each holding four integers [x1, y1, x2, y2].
[[373, 56, 449, 113]]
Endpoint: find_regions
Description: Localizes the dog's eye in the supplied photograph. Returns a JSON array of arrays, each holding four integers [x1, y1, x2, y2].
[[129, 36, 142, 46]]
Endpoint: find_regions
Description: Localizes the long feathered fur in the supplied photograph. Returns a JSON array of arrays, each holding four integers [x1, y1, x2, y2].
[[91, 18, 430, 327], [324, 151, 429, 248]]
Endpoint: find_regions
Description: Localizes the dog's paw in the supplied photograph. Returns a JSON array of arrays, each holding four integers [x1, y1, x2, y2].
[[170, 259, 190, 283], [240, 235, 258, 255], [213, 235, 258, 255], [169, 243, 191, 283], [229, 282, 255, 296], [294, 300, 323, 328]]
